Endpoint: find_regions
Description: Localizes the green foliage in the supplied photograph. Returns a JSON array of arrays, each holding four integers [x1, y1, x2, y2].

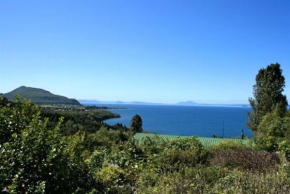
[[208, 140, 251, 151], [247, 64, 290, 161], [130, 114, 143, 133], [1, 96, 289, 194], [0, 98, 67, 193], [258, 111, 290, 138], [154, 137, 207, 171], [212, 168, 289, 194], [0, 97, 99, 193], [96, 165, 129, 193], [279, 140, 290, 161], [247, 63, 290, 160], [41, 106, 120, 135], [140, 135, 166, 155], [136, 166, 290, 194], [86, 150, 107, 173], [255, 110, 290, 160], [0, 96, 39, 144], [248, 63, 288, 132]]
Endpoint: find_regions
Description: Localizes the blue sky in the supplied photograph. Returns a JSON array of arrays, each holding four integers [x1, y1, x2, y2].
[[0, 0, 289, 104]]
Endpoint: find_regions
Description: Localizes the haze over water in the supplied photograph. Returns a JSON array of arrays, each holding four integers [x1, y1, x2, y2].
[[102, 104, 253, 138]]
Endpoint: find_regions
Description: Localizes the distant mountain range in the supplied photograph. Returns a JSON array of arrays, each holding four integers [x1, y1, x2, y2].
[[176, 101, 197, 106], [78, 99, 250, 107], [1, 86, 253, 107], [78, 99, 163, 105], [3, 86, 80, 105]]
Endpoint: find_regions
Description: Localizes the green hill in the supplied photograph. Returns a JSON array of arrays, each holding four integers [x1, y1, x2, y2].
[[4, 86, 81, 105]]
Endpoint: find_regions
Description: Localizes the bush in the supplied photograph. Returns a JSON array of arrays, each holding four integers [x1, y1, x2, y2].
[[140, 135, 166, 156], [0, 98, 67, 193], [278, 140, 290, 161], [136, 165, 290, 194], [212, 168, 290, 194], [136, 166, 229, 194], [256, 111, 290, 153], [0, 98, 99, 193], [154, 137, 207, 172], [209, 140, 252, 151], [207, 149, 280, 171], [97, 165, 131, 194]]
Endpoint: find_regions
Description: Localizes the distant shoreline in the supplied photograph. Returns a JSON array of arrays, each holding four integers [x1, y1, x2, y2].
[[79, 100, 250, 108]]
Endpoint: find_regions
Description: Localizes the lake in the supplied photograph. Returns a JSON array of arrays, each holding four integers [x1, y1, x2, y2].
[[98, 104, 252, 138]]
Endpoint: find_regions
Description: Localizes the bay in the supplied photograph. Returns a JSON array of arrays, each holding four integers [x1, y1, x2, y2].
[[99, 104, 253, 138]]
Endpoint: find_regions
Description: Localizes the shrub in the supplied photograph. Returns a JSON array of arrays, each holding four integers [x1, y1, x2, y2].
[[154, 137, 207, 172], [279, 140, 290, 161], [0, 98, 99, 194], [97, 165, 131, 193], [136, 166, 229, 194], [0, 98, 67, 193], [212, 168, 290, 194], [256, 111, 290, 153], [136, 166, 290, 194], [209, 140, 252, 151], [140, 135, 166, 156], [207, 149, 280, 171]]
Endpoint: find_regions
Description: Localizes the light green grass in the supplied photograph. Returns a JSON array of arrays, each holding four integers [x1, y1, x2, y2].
[[134, 133, 252, 147]]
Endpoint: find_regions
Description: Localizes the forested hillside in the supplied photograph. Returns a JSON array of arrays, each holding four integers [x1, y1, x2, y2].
[[4, 86, 80, 105]]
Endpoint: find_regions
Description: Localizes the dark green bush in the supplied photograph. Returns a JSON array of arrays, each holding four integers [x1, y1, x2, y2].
[[154, 137, 208, 172]]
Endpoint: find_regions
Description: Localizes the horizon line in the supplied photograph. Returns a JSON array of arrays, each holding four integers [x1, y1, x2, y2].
[[78, 99, 250, 106]]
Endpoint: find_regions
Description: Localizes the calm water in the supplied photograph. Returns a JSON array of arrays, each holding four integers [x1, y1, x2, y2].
[[98, 104, 252, 138]]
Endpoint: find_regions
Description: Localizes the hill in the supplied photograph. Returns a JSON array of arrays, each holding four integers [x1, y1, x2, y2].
[[176, 101, 197, 106], [4, 86, 81, 105]]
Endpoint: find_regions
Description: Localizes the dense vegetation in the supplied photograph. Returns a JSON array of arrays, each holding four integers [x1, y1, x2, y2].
[[3, 86, 80, 105], [40, 106, 120, 135], [247, 63, 288, 132], [1, 64, 289, 193], [248, 63, 290, 161]]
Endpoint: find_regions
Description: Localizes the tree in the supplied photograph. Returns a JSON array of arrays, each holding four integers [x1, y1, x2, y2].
[[130, 114, 143, 133], [247, 63, 288, 133]]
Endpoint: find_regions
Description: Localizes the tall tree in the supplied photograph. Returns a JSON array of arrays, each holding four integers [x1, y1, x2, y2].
[[130, 114, 143, 133], [247, 63, 288, 132]]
